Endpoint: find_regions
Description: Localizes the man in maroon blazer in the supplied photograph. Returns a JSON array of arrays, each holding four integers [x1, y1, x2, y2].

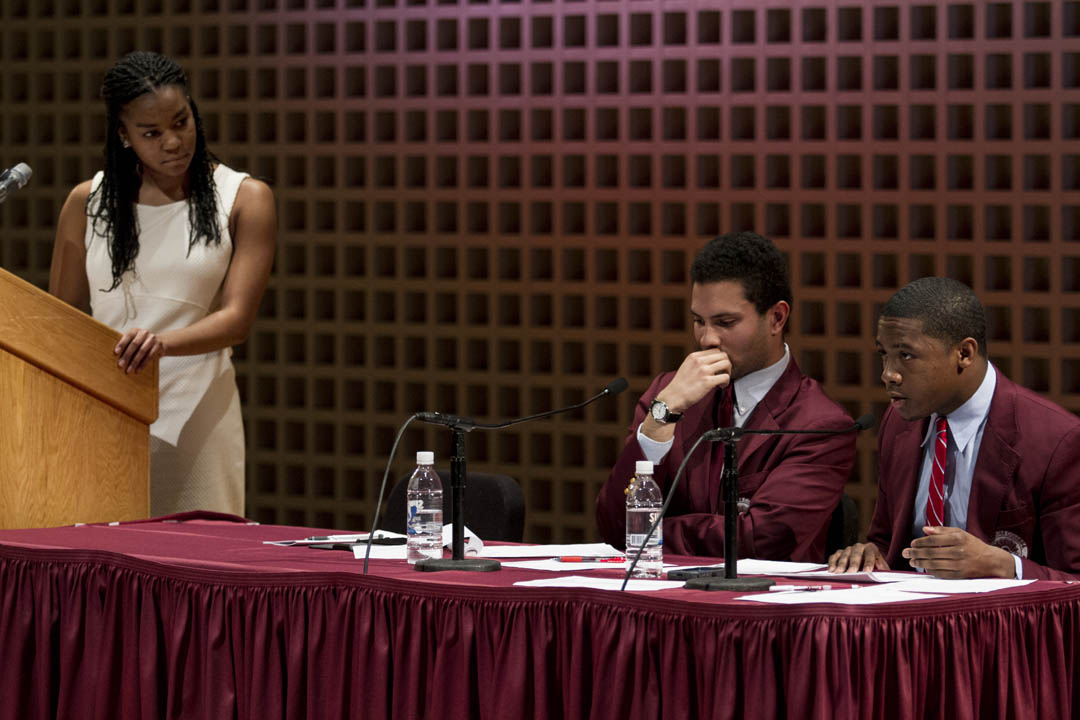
[[595, 232, 856, 562], [829, 277, 1080, 580]]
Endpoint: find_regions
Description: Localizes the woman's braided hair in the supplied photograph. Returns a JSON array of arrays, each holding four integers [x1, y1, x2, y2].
[[88, 51, 219, 291]]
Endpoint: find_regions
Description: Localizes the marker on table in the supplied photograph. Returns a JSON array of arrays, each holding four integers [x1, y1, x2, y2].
[[768, 585, 834, 592], [557, 556, 626, 563]]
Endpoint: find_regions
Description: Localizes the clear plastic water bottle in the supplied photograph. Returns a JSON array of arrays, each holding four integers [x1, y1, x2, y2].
[[406, 451, 443, 564], [625, 459, 663, 578]]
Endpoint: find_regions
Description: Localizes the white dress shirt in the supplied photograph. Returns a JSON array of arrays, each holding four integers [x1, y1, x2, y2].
[[909, 365, 1020, 578], [638, 344, 791, 465]]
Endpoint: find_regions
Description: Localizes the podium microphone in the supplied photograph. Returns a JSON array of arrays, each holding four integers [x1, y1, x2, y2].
[[0, 163, 32, 204]]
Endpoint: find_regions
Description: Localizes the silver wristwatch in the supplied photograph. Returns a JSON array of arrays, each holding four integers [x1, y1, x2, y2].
[[649, 399, 683, 424]]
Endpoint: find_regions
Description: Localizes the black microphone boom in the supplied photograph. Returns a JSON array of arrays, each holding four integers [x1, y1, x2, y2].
[[605, 377, 629, 396], [415, 377, 629, 432], [415, 411, 478, 430], [703, 412, 877, 442], [852, 413, 876, 431]]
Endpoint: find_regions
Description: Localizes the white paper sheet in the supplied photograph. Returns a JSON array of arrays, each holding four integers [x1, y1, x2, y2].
[[352, 545, 409, 560], [883, 578, 1035, 594], [270, 525, 483, 557], [478, 543, 621, 559], [352, 525, 481, 559], [730, 559, 829, 575], [502, 558, 680, 572], [264, 530, 406, 547], [737, 587, 945, 605], [664, 563, 723, 573], [784, 570, 918, 583], [513, 575, 685, 592], [441, 525, 484, 556]]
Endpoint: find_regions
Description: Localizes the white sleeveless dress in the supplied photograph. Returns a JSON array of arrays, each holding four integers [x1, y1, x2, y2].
[[84, 164, 247, 516]]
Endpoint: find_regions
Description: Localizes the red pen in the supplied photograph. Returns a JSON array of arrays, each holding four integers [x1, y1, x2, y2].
[[557, 556, 626, 563]]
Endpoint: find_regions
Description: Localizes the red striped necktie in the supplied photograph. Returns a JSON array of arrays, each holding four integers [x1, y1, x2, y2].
[[926, 416, 948, 527]]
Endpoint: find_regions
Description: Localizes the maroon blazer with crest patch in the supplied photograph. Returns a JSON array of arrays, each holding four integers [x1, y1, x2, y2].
[[596, 358, 856, 562], [867, 368, 1080, 580]]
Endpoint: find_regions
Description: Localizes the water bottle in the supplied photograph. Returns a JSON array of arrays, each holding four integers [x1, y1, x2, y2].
[[406, 451, 443, 564], [625, 460, 663, 578]]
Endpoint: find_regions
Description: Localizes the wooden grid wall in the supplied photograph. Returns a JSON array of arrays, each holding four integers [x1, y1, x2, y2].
[[1, 0, 1079, 542]]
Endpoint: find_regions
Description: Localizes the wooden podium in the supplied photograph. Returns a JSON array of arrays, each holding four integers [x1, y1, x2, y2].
[[0, 267, 157, 529]]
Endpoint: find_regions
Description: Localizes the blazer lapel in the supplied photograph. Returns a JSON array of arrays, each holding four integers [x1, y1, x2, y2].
[[966, 370, 1020, 542], [737, 402, 781, 472], [737, 360, 802, 468], [889, 419, 925, 551]]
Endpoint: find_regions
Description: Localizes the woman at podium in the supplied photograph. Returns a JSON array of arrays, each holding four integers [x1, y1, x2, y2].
[[47, 51, 276, 517]]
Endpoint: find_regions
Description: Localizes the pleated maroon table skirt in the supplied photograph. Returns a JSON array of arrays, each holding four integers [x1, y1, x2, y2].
[[0, 512, 1077, 720]]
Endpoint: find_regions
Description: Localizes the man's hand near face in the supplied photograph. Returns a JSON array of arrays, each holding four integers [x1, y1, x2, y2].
[[902, 526, 1017, 578], [641, 349, 732, 443]]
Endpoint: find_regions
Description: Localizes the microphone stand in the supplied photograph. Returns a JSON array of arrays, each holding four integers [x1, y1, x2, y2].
[[720, 433, 749, 586], [415, 378, 629, 573], [698, 426, 775, 591], [415, 424, 502, 572], [621, 414, 875, 591], [449, 428, 468, 563]]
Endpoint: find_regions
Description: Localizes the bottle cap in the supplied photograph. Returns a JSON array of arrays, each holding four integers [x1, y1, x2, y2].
[[635, 460, 653, 475], [417, 451, 434, 465]]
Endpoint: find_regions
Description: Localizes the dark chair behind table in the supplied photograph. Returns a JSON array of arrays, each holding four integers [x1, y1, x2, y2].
[[383, 470, 526, 543], [825, 493, 860, 557]]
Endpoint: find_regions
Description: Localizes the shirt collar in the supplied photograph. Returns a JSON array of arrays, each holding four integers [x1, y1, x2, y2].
[[732, 344, 790, 417], [920, 363, 996, 453]]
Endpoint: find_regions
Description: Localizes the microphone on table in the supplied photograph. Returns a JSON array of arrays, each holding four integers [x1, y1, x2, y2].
[[621, 412, 877, 591], [363, 377, 630, 573], [0, 163, 32, 204]]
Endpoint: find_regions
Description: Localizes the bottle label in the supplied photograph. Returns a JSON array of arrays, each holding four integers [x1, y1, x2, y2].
[[407, 499, 422, 535]]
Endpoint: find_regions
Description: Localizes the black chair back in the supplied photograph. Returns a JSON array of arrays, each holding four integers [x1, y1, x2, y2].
[[383, 470, 526, 543], [825, 493, 859, 557]]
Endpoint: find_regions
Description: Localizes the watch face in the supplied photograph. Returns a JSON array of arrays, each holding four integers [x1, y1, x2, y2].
[[651, 401, 668, 422]]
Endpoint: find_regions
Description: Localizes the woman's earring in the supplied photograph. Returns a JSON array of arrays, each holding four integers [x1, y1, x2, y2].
[[122, 139, 131, 148]]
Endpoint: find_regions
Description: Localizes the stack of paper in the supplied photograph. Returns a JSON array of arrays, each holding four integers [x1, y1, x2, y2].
[[478, 543, 621, 559], [514, 576, 685, 592]]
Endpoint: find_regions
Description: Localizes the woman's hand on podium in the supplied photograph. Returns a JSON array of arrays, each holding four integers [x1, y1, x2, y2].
[[115, 328, 166, 374]]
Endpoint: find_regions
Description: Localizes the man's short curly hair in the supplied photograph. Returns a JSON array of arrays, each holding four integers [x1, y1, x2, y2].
[[880, 277, 988, 356], [690, 232, 793, 324]]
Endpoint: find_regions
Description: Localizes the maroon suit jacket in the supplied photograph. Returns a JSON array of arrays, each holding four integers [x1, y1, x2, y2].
[[596, 358, 856, 562], [867, 368, 1080, 580]]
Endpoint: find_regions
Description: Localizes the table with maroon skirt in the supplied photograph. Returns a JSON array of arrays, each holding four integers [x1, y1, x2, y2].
[[0, 513, 1076, 720]]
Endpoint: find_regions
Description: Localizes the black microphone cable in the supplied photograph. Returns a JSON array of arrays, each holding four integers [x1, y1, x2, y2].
[[362, 414, 420, 574]]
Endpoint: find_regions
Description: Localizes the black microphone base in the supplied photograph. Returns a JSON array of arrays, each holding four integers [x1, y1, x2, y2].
[[683, 576, 776, 592], [414, 557, 502, 572]]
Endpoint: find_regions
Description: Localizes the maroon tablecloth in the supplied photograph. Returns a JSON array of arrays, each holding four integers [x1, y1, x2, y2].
[[1, 513, 1077, 720]]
